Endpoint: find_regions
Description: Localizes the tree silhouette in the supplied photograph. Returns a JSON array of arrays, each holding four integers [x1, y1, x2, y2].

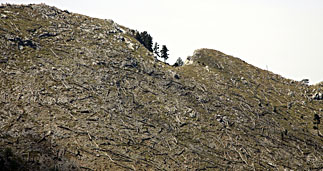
[[135, 32, 142, 44], [135, 31, 153, 52], [153, 42, 160, 57], [160, 45, 169, 62], [174, 57, 184, 67]]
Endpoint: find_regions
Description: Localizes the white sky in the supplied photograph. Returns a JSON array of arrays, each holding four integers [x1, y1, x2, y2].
[[2, 0, 323, 84]]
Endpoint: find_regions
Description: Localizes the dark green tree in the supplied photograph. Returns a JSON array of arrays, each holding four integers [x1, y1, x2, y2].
[[160, 45, 169, 62], [135, 32, 142, 44], [153, 42, 160, 57], [174, 57, 184, 67], [138, 31, 153, 52], [134, 31, 153, 52]]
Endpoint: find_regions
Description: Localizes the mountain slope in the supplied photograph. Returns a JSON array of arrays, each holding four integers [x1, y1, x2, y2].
[[0, 4, 322, 170]]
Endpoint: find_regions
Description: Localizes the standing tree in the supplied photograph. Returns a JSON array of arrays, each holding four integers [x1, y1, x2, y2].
[[174, 57, 184, 67], [135, 31, 153, 52], [153, 42, 160, 57], [135, 31, 142, 44], [160, 45, 169, 63], [141, 31, 153, 52]]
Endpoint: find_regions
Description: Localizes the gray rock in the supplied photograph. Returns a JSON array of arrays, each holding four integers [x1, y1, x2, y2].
[[312, 92, 323, 100]]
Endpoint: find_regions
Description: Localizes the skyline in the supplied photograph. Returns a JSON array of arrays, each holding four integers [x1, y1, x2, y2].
[[2, 0, 323, 84]]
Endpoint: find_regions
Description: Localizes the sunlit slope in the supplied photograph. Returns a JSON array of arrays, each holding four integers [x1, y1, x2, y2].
[[0, 4, 322, 170]]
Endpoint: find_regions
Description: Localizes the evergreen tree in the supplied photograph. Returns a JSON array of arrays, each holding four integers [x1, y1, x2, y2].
[[134, 31, 153, 52], [140, 31, 153, 52], [174, 57, 184, 67], [160, 45, 169, 62], [135, 32, 142, 44], [153, 42, 160, 57]]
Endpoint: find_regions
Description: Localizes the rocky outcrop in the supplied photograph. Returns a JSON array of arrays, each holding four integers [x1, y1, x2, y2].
[[0, 4, 322, 171]]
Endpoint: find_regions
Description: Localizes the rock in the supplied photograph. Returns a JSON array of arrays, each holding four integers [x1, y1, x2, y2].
[[184, 56, 193, 65], [312, 92, 323, 100]]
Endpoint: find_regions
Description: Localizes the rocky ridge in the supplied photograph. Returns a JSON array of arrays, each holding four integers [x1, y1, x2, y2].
[[0, 4, 322, 170]]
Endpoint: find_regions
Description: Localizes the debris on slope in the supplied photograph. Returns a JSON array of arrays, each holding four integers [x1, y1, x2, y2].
[[0, 4, 322, 171]]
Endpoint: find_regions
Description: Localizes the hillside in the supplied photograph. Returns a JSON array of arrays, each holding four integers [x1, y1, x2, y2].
[[0, 4, 322, 170]]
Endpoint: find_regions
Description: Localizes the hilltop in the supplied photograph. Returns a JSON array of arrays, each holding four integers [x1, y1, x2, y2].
[[0, 4, 322, 170]]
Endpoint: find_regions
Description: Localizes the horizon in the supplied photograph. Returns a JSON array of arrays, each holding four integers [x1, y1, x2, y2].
[[2, 0, 323, 84]]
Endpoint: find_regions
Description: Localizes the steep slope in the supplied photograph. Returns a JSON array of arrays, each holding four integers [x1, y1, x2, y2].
[[0, 4, 322, 170]]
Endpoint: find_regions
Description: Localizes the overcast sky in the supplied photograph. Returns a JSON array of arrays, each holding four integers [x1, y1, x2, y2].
[[2, 0, 323, 84]]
